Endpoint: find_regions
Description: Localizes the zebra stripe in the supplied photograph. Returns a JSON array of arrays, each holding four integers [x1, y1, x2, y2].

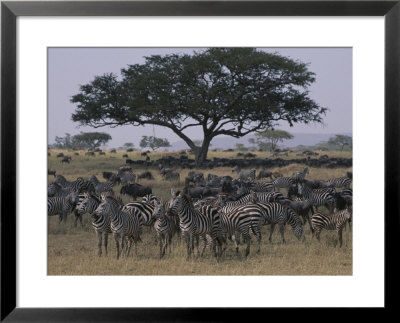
[[311, 207, 352, 247], [255, 202, 303, 243], [326, 176, 352, 189], [123, 201, 155, 227], [94, 195, 143, 259], [152, 201, 177, 258], [272, 177, 296, 190], [232, 166, 256, 180], [168, 190, 221, 259], [219, 203, 265, 257], [48, 192, 79, 223], [297, 181, 336, 213], [219, 191, 285, 214]]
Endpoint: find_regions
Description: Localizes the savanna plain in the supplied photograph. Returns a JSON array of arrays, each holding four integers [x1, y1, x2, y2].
[[48, 149, 352, 276]]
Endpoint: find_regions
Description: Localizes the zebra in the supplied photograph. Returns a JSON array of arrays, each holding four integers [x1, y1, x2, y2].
[[117, 170, 136, 185], [232, 166, 256, 180], [76, 193, 112, 256], [88, 175, 116, 195], [326, 175, 352, 189], [237, 181, 274, 195], [48, 182, 71, 197], [152, 200, 177, 258], [94, 195, 143, 259], [168, 190, 221, 259], [255, 202, 303, 243], [293, 167, 309, 181], [122, 200, 155, 228], [297, 180, 336, 213], [282, 198, 314, 234], [48, 191, 79, 223], [74, 192, 103, 228], [142, 194, 161, 205], [272, 177, 297, 194], [311, 207, 352, 247], [54, 175, 86, 193], [219, 203, 265, 257], [218, 191, 286, 214]]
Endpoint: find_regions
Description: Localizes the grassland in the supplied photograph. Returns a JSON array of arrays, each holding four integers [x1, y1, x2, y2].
[[48, 149, 352, 276]]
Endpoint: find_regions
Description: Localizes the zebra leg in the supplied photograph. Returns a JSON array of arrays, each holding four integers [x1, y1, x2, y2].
[[243, 233, 251, 258], [306, 214, 314, 234], [97, 231, 103, 257], [338, 228, 343, 248], [232, 234, 239, 253], [114, 233, 120, 259], [74, 211, 79, 227], [200, 235, 207, 257], [269, 224, 276, 243], [279, 223, 286, 244], [104, 232, 108, 256], [159, 234, 164, 258], [162, 235, 167, 258]]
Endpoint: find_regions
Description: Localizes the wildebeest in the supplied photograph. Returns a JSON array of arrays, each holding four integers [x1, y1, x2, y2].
[[164, 171, 180, 181], [85, 151, 95, 156], [123, 154, 129, 158], [257, 169, 273, 180], [48, 169, 56, 177], [102, 171, 114, 180], [56, 153, 64, 158], [126, 159, 134, 165], [137, 171, 154, 180], [120, 183, 152, 200], [61, 156, 71, 163], [243, 152, 256, 158]]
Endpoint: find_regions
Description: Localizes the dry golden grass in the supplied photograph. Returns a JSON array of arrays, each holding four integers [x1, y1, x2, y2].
[[48, 149, 352, 276]]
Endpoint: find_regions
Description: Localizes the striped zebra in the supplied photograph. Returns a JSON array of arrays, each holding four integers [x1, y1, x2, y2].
[[54, 175, 86, 193], [88, 175, 116, 195], [255, 202, 303, 243], [282, 198, 314, 234], [48, 191, 79, 223], [272, 177, 297, 193], [232, 166, 256, 180], [48, 182, 72, 197], [311, 207, 352, 247], [237, 181, 274, 195], [94, 195, 143, 259], [219, 203, 265, 257], [152, 200, 177, 258], [142, 194, 161, 205], [326, 173, 352, 189], [122, 200, 155, 228], [219, 191, 286, 213], [76, 193, 112, 256], [293, 167, 309, 181], [168, 190, 221, 259], [297, 180, 336, 213]]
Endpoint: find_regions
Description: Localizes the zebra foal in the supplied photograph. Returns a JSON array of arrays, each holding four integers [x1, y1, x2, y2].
[[311, 207, 352, 247], [152, 200, 177, 258]]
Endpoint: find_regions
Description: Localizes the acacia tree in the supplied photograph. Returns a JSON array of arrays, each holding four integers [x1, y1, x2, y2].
[[139, 136, 171, 151], [73, 132, 112, 149], [328, 134, 352, 151], [71, 48, 327, 165], [255, 129, 294, 152]]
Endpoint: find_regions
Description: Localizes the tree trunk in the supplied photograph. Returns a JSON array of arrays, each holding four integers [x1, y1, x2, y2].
[[194, 138, 211, 167]]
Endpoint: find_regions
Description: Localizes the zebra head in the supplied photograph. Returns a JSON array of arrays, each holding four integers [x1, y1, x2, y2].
[[152, 200, 165, 220], [249, 191, 258, 203], [168, 190, 188, 216]]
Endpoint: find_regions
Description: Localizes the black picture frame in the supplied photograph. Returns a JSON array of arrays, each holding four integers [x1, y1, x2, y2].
[[1, 0, 399, 321]]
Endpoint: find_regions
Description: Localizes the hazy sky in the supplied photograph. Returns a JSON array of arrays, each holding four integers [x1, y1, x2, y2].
[[48, 47, 352, 148]]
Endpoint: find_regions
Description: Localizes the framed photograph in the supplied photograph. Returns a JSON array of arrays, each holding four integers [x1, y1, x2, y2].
[[1, 0, 398, 321]]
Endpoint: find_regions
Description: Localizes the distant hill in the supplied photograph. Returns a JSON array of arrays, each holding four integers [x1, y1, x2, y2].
[[168, 133, 352, 151]]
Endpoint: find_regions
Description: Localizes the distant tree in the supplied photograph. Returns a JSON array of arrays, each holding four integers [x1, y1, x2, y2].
[[139, 136, 171, 151], [53, 133, 74, 149], [255, 130, 294, 152], [235, 143, 248, 151], [328, 134, 352, 151], [72, 132, 112, 149], [123, 142, 135, 149], [248, 138, 257, 150], [257, 142, 273, 152]]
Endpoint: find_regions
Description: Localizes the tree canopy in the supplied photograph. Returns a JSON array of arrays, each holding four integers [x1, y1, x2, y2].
[[139, 136, 171, 151], [328, 134, 352, 151], [255, 129, 294, 152], [51, 132, 111, 149], [71, 48, 327, 165]]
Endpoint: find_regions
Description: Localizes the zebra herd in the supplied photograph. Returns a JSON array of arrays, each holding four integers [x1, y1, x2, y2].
[[48, 167, 353, 260]]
